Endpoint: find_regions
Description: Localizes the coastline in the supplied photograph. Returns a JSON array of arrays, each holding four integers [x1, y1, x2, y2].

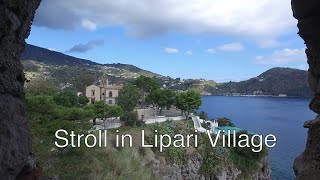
[[202, 94, 312, 98]]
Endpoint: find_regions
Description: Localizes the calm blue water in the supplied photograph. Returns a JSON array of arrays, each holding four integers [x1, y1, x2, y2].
[[200, 96, 316, 180]]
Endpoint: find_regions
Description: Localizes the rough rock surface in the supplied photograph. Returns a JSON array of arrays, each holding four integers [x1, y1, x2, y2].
[[291, 0, 320, 179], [294, 117, 320, 180], [0, 0, 41, 179], [145, 148, 271, 180]]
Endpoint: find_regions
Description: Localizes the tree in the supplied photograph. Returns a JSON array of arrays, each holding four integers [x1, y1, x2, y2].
[[25, 80, 58, 95], [102, 105, 123, 129], [134, 76, 160, 107], [175, 90, 202, 120], [105, 105, 123, 119], [85, 101, 108, 125], [120, 111, 140, 126], [78, 96, 89, 106], [62, 107, 87, 121], [75, 73, 94, 93], [198, 111, 209, 120], [117, 84, 140, 112], [217, 117, 235, 127], [53, 88, 78, 107], [26, 94, 58, 121], [148, 89, 175, 114], [117, 84, 141, 127], [85, 102, 123, 126]]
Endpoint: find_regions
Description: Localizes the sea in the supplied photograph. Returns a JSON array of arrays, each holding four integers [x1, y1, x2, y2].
[[199, 96, 316, 180]]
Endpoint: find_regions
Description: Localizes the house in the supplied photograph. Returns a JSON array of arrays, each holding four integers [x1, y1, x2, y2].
[[85, 77, 123, 105]]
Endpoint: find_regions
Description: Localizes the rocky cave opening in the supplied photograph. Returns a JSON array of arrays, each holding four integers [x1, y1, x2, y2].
[[0, 0, 319, 179]]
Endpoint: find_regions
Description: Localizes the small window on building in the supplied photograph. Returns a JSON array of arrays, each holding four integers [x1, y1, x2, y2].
[[102, 93, 105, 96], [91, 90, 95, 96], [109, 100, 113, 104], [109, 91, 113, 97]]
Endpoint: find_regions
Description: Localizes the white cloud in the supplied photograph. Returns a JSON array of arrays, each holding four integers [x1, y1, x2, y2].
[[164, 48, 179, 54], [297, 64, 308, 70], [207, 48, 216, 54], [217, 43, 244, 52], [81, 19, 97, 31], [185, 50, 192, 55], [258, 39, 282, 48], [206, 43, 244, 53], [34, 0, 295, 40], [255, 48, 306, 65]]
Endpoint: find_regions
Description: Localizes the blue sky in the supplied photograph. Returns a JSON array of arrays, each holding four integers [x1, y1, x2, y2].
[[26, 0, 307, 82]]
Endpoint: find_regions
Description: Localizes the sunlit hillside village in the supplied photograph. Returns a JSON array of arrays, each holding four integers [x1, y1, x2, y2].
[[75, 75, 243, 134]]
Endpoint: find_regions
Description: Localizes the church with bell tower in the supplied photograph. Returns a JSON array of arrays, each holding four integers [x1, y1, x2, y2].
[[85, 76, 123, 105]]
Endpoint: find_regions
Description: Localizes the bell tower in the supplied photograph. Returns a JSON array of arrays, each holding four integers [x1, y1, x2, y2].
[[100, 75, 109, 87]]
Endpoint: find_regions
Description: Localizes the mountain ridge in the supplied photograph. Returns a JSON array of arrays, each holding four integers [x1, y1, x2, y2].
[[21, 44, 311, 97], [209, 67, 311, 97], [21, 44, 162, 78]]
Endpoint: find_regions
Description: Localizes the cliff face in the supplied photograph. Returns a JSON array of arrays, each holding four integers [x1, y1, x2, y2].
[[0, 0, 41, 179], [144, 148, 271, 180], [291, 0, 320, 179], [294, 117, 320, 179]]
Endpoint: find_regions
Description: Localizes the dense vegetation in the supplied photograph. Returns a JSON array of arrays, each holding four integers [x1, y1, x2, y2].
[[147, 122, 187, 163], [146, 120, 268, 179], [115, 75, 202, 126], [25, 81, 158, 179], [26, 78, 267, 179], [25, 78, 199, 178], [175, 90, 202, 120], [216, 117, 236, 127]]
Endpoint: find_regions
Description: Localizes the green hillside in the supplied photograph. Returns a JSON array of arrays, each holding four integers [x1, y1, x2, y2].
[[21, 44, 310, 97], [209, 67, 312, 97]]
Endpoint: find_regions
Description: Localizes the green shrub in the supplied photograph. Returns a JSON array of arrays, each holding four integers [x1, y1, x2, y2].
[[78, 96, 89, 106], [166, 146, 186, 163], [148, 123, 186, 162], [201, 122, 211, 130], [229, 130, 268, 176], [217, 117, 235, 127], [63, 107, 87, 121], [148, 123, 175, 146], [26, 94, 58, 121], [38, 145, 155, 179], [105, 148, 154, 180], [198, 111, 209, 120], [198, 133, 225, 175], [187, 119, 194, 129], [53, 88, 79, 107], [121, 111, 140, 127]]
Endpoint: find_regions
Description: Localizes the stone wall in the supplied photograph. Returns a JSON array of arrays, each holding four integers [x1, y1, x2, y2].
[[0, 0, 41, 179]]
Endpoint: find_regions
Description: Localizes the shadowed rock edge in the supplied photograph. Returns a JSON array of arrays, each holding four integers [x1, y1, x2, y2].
[[0, 0, 41, 179], [292, 0, 320, 179]]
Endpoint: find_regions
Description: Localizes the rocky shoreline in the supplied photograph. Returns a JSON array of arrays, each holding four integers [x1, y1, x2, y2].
[[144, 147, 271, 180]]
